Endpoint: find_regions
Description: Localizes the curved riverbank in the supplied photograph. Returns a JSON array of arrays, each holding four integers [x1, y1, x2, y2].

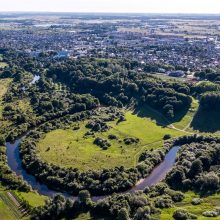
[[6, 138, 180, 200]]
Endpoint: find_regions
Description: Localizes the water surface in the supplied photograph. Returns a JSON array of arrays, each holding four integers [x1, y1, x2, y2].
[[6, 139, 180, 199]]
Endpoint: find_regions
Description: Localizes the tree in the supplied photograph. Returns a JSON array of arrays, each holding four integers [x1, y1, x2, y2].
[[117, 208, 130, 220], [78, 190, 91, 204], [188, 159, 203, 178]]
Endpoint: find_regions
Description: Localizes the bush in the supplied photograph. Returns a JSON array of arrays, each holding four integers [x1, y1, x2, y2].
[[94, 137, 111, 150], [154, 196, 173, 208], [191, 198, 203, 205], [124, 137, 139, 145], [163, 134, 171, 140], [108, 134, 117, 140], [173, 209, 197, 220], [202, 210, 218, 217], [173, 209, 189, 220]]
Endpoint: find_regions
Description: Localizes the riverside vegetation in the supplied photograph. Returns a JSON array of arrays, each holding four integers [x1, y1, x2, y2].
[[0, 49, 219, 219]]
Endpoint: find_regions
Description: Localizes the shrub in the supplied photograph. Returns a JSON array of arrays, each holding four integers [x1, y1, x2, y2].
[[108, 134, 117, 140], [191, 198, 203, 205], [173, 209, 197, 220], [163, 134, 171, 140], [94, 137, 111, 150], [154, 196, 173, 208], [124, 137, 139, 145], [202, 210, 218, 217]]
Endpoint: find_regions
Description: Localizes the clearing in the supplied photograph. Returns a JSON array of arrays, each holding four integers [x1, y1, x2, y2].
[[161, 191, 220, 220], [37, 110, 185, 171]]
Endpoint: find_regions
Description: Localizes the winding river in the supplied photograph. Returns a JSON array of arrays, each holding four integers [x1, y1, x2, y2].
[[6, 138, 180, 200]]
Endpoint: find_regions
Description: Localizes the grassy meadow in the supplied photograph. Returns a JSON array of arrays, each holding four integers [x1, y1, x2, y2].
[[0, 197, 15, 220], [173, 97, 199, 130], [37, 110, 186, 171], [161, 192, 220, 220]]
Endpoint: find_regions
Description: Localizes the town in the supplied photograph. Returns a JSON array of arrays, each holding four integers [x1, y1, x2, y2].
[[0, 13, 220, 79]]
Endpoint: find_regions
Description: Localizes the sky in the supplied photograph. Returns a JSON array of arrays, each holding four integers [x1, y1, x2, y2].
[[0, 0, 220, 14]]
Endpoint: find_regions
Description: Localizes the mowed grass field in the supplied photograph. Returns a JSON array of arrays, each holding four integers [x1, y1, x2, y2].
[[37, 111, 185, 171], [161, 192, 220, 220]]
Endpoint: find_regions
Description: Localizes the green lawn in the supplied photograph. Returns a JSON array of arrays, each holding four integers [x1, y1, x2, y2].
[[37, 111, 185, 171], [161, 192, 220, 220]]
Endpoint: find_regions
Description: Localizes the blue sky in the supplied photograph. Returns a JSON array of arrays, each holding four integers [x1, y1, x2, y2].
[[0, 0, 220, 14]]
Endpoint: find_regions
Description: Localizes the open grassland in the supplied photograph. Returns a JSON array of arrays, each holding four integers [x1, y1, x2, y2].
[[0, 191, 22, 220], [37, 111, 185, 171], [161, 192, 220, 220], [154, 73, 187, 82], [14, 191, 46, 208], [0, 184, 45, 219], [0, 196, 16, 220], [173, 97, 199, 130]]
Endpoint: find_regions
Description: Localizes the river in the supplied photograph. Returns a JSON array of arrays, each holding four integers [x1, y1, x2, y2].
[[6, 138, 180, 200]]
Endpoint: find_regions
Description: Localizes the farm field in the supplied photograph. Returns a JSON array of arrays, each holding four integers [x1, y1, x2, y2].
[[37, 110, 185, 171]]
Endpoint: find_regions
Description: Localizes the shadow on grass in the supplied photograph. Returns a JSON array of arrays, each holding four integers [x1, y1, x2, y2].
[[133, 104, 189, 127], [191, 108, 220, 132]]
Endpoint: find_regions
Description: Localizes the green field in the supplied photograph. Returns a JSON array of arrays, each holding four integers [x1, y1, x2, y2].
[[37, 111, 185, 171], [14, 191, 46, 208], [0, 197, 15, 220], [173, 97, 199, 130], [0, 190, 22, 220], [161, 192, 220, 220]]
